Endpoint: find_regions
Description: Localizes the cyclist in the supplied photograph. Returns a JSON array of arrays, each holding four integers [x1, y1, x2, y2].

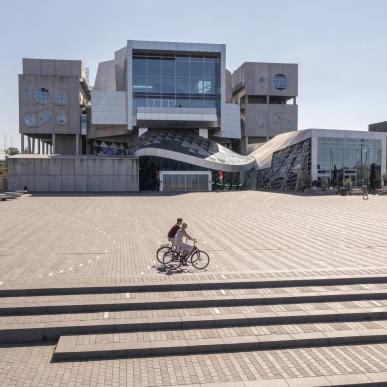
[[175, 223, 196, 265], [167, 218, 183, 245]]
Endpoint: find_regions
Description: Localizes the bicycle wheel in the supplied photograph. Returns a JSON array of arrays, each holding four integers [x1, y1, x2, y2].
[[191, 250, 210, 270], [163, 251, 181, 270], [156, 245, 171, 264]]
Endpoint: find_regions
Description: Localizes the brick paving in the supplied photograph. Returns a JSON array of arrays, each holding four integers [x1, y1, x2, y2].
[[1, 192, 387, 386], [2, 343, 387, 386], [1, 192, 387, 288]]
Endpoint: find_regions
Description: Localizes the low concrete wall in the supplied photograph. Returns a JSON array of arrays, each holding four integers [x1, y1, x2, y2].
[[7, 156, 139, 192]]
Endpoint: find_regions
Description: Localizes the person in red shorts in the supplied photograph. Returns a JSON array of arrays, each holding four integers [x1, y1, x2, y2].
[[167, 218, 183, 245]]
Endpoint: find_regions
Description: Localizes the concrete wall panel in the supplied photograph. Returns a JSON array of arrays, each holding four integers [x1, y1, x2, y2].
[[48, 176, 61, 192], [100, 175, 114, 192], [113, 175, 126, 191], [61, 175, 75, 191], [34, 176, 49, 191], [74, 175, 87, 191], [7, 176, 21, 191], [87, 159, 98, 176], [127, 175, 138, 191], [75, 159, 88, 175], [100, 159, 114, 175], [34, 159, 49, 175], [113, 159, 127, 175], [48, 158, 62, 176], [61, 159, 75, 175], [8, 156, 139, 192], [87, 175, 101, 191]]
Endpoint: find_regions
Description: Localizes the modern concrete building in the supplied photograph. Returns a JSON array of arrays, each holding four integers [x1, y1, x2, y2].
[[19, 58, 91, 156], [12, 40, 298, 192], [253, 129, 386, 191], [369, 120, 387, 134], [231, 62, 298, 154]]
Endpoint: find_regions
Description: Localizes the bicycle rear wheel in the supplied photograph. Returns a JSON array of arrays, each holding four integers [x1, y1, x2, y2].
[[163, 251, 181, 270], [191, 250, 210, 270], [156, 245, 171, 264]]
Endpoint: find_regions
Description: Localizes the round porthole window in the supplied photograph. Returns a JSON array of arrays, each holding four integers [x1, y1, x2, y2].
[[256, 116, 266, 128], [272, 74, 287, 91], [24, 113, 37, 127], [273, 113, 281, 123], [257, 76, 266, 87], [56, 112, 66, 125], [34, 87, 50, 104]]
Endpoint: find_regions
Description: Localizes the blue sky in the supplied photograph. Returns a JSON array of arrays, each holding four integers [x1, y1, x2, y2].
[[1, 0, 387, 151]]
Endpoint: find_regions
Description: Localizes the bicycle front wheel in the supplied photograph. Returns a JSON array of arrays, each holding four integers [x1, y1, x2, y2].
[[163, 251, 181, 270], [191, 250, 210, 270]]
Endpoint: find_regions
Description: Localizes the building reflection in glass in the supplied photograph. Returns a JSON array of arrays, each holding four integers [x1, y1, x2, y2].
[[317, 137, 382, 188]]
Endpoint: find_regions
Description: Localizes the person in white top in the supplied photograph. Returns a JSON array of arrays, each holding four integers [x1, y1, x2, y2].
[[175, 223, 196, 263]]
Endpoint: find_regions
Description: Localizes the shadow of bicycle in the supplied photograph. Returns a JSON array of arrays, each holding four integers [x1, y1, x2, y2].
[[153, 264, 196, 276]]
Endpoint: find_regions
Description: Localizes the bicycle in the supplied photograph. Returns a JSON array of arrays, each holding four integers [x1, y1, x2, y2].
[[156, 242, 177, 264], [362, 185, 369, 200], [162, 241, 210, 270]]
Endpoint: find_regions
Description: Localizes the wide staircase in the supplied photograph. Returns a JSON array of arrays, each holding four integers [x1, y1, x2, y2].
[[2, 274, 387, 366]]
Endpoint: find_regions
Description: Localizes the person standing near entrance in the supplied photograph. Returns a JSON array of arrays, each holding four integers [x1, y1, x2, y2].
[[218, 170, 224, 190], [155, 169, 160, 191]]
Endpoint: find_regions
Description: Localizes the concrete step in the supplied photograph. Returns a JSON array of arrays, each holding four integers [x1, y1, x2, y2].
[[1, 282, 384, 304], [1, 274, 387, 296], [52, 325, 387, 361], [3, 305, 387, 344], [1, 288, 387, 316]]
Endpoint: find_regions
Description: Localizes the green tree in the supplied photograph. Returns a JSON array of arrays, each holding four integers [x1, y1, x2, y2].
[[5, 147, 19, 157]]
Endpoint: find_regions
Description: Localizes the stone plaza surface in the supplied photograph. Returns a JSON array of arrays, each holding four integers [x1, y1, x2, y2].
[[1, 191, 387, 386]]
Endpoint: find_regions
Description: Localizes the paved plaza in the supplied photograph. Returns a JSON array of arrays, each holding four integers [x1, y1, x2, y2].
[[1, 191, 387, 386]]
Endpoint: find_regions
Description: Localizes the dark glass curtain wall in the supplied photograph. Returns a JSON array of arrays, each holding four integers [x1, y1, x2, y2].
[[132, 53, 220, 111]]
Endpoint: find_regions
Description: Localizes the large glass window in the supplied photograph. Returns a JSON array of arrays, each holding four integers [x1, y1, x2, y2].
[[133, 57, 146, 75], [133, 53, 220, 111], [317, 136, 382, 187]]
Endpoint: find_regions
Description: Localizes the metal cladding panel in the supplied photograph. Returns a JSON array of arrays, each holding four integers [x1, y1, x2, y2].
[[220, 103, 241, 139]]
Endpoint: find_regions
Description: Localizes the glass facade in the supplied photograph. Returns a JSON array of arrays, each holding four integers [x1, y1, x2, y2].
[[257, 139, 312, 191], [132, 53, 220, 111], [317, 137, 382, 187]]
